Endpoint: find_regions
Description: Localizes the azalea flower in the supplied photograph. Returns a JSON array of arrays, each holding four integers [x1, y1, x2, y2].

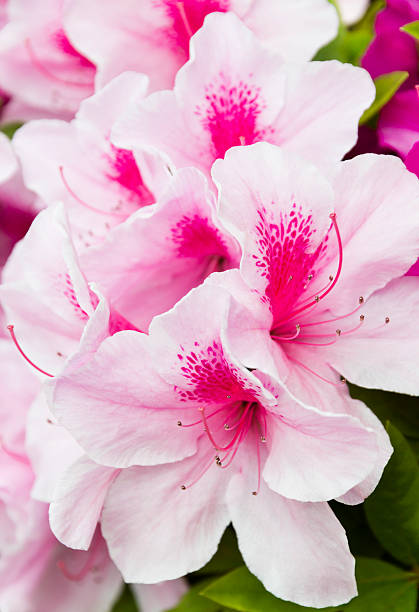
[[0, 0, 95, 119], [64, 0, 338, 92], [50, 280, 381, 608], [14, 72, 161, 251], [113, 12, 374, 185], [47, 144, 419, 607], [0, 339, 186, 612]]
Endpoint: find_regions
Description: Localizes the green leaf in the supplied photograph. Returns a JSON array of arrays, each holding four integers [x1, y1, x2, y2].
[[329, 501, 383, 558], [314, 25, 371, 64], [201, 559, 417, 612], [365, 423, 419, 566], [344, 558, 417, 612], [349, 385, 419, 439], [111, 586, 138, 612], [167, 579, 222, 612], [401, 21, 419, 41], [0, 121, 23, 139], [359, 71, 409, 125]]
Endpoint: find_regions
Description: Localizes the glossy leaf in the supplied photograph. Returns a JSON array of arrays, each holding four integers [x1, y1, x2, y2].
[[111, 586, 138, 612], [0, 121, 23, 139], [349, 385, 419, 439], [359, 71, 409, 125], [167, 579, 222, 612], [401, 21, 419, 41], [365, 423, 419, 566], [201, 558, 417, 612]]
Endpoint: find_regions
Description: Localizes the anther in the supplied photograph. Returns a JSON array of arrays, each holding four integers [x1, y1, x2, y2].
[[336, 329, 341, 336], [288, 275, 293, 281], [252, 491, 258, 496], [360, 314, 365, 321], [308, 274, 313, 281], [177, 421, 182, 427], [260, 436, 266, 443], [340, 377, 346, 384], [329, 275, 334, 281], [314, 296, 320, 303], [226, 395, 231, 399], [385, 317, 390, 324], [224, 424, 230, 430], [359, 296, 364, 304], [180, 485, 186, 490]]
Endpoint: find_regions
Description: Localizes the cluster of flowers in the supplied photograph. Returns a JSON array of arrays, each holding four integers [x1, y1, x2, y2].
[[1, 1, 419, 611]]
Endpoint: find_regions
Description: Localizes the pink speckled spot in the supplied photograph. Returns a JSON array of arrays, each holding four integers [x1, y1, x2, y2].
[[161, 0, 230, 54], [253, 204, 328, 323], [171, 214, 227, 258], [53, 28, 95, 69], [196, 75, 273, 160], [107, 145, 154, 206], [176, 339, 256, 402]]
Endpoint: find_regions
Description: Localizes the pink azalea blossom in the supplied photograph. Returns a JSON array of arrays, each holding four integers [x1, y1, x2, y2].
[[362, 0, 419, 90], [0, 323, 187, 611], [14, 72, 162, 251], [46, 144, 419, 607], [113, 12, 374, 183], [0, 440, 186, 612], [378, 88, 419, 159], [64, 0, 338, 93], [361, 0, 419, 161], [50, 281, 381, 608], [211, 145, 419, 398], [78, 166, 239, 330], [0, 203, 136, 379], [0, 0, 95, 120]]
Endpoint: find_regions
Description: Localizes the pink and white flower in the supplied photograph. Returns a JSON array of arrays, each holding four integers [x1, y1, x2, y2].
[[212, 144, 419, 399], [64, 0, 338, 93], [0, 0, 95, 119], [14, 72, 161, 251], [47, 144, 419, 607], [113, 12, 374, 182]]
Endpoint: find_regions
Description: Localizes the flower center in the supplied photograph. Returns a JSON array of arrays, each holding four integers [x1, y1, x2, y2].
[[269, 213, 390, 385]]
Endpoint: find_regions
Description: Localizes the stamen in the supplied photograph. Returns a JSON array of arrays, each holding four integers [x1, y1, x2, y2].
[[271, 324, 301, 342], [176, 1, 193, 38], [178, 405, 227, 428], [252, 432, 262, 496], [0, 438, 28, 464], [288, 355, 345, 387], [301, 300, 363, 328], [59, 166, 125, 218], [287, 212, 343, 321], [57, 547, 97, 582], [25, 38, 91, 88], [180, 453, 215, 491], [7, 325, 54, 377]]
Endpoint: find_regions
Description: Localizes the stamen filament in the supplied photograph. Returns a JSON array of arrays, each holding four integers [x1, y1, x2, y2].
[[176, 1, 193, 38], [7, 325, 54, 378], [59, 166, 125, 218], [288, 355, 344, 387]]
